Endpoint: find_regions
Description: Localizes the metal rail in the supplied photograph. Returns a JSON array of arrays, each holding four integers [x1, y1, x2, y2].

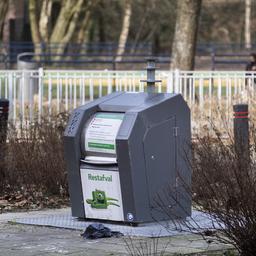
[[0, 69, 255, 132]]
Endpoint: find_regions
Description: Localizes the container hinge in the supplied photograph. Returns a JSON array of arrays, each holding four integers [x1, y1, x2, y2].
[[173, 127, 179, 137]]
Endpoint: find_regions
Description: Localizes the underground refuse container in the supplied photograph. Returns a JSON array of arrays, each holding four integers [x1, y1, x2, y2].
[[64, 59, 191, 224]]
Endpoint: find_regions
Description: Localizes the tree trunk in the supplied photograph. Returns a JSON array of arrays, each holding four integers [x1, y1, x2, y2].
[[29, 0, 42, 56], [28, 0, 95, 61], [75, 0, 96, 57], [39, 0, 52, 43], [50, 0, 85, 43], [77, 11, 91, 44], [170, 0, 201, 70], [49, 0, 87, 60], [245, 0, 251, 49], [0, 1, 9, 40], [98, 0, 105, 44], [77, 0, 95, 44], [130, 8, 148, 54], [115, 0, 132, 62]]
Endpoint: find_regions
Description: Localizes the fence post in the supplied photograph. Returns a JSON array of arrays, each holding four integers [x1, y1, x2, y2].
[[167, 72, 173, 93], [8, 73, 13, 120], [0, 99, 9, 144], [233, 104, 249, 163], [38, 67, 44, 122], [174, 69, 180, 93], [211, 49, 215, 71], [0, 99, 8, 175]]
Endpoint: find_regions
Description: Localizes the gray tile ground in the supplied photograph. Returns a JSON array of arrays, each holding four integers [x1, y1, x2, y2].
[[10, 208, 219, 237], [0, 208, 234, 256]]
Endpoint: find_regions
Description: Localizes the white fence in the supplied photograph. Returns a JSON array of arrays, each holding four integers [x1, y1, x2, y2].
[[1, 69, 255, 128]]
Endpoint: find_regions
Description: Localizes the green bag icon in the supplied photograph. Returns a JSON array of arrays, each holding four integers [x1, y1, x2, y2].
[[86, 189, 120, 209]]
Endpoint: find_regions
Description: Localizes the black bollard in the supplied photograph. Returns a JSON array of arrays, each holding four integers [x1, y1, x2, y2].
[[0, 99, 9, 144], [233, 104, 249, 161]]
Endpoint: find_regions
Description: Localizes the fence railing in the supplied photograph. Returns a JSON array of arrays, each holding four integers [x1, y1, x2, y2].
[[2, 42, 256, 69], [1, 69, 255, 130], [0, 42, 153, 68]]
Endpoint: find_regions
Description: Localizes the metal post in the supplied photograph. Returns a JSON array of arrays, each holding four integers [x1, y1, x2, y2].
[[141, 57, 161, 93], [233, 104, 249, 160], [0, 99, 9, 144]]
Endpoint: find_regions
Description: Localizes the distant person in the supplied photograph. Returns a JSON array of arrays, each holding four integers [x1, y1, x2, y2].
[[246, 53, 256, 72], [245, 53, 256, 85]]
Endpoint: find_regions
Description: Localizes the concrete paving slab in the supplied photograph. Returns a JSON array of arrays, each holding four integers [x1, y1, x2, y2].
[[0, 209, 233, 256], [7, 207, 218, 238]]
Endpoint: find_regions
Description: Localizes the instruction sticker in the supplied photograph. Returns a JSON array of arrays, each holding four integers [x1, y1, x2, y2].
[[85, 112, 124, 154], [80, 168, 124, 221]]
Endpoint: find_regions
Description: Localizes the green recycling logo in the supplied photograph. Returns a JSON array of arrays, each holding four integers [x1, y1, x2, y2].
[[86, 189, 120, 209]]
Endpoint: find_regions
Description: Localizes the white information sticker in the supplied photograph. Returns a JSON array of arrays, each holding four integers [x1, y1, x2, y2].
[[80, 168, 124, 221], [85, 112, 124, 154]]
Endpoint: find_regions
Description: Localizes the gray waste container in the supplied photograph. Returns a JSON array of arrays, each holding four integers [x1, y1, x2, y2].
[[17, 52, 39, 103], [64, 60, 192, 224]]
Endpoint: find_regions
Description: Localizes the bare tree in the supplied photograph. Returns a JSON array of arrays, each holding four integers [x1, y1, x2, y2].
[[29, 0, 97, 57], [115, 0, 132, 62], [245, 0, 251, 49], [170, 0, 201, 70]]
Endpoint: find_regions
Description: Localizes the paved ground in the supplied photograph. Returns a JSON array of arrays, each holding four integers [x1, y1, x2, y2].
[[0, 209, 234, 256]]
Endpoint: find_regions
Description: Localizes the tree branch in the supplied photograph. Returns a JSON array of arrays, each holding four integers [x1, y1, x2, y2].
[[39, 0, 53, 43]]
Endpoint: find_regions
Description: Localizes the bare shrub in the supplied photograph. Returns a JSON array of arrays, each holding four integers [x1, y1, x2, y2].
[[124, 236, 168, 256], [191, 125, 256, 256], [0, 112, 69, 198], [153, 113, 256, 256]]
